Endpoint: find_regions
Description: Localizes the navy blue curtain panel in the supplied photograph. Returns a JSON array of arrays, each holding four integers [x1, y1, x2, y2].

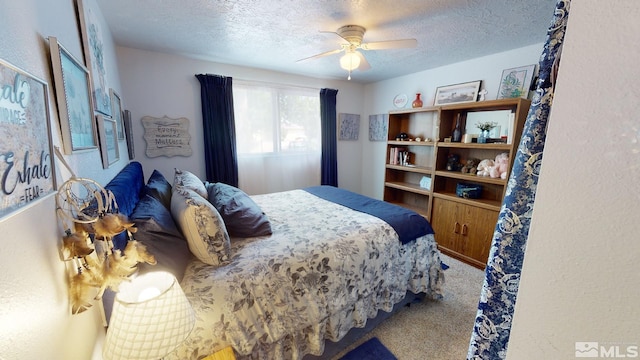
[[195, 74, 239, 187], [467, 1, 570, 358], [320, 88, 338, 186]]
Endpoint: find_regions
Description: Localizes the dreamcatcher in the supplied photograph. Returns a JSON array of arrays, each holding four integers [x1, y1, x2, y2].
[[54, 148, 155, 314]]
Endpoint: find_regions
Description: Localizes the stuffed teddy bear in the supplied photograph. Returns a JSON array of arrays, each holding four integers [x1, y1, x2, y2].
[[461, 158, 479, 174], [489, 152, 509, 179], [476, 159, 494, 177]]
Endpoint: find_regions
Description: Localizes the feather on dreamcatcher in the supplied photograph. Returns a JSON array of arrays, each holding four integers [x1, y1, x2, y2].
[[54, 156, 155, 314]]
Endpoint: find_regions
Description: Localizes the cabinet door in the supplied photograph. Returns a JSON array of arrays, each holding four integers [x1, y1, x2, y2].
[[459, 205, 499, 264], [430, 198, 463, 252]]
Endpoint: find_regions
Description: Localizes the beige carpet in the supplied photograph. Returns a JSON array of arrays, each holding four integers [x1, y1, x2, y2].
[[331, 254, 485, 360]]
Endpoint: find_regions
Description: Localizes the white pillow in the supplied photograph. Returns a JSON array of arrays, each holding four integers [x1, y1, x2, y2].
[[173, 168, 208, 198], [170, 186, 230, 266]]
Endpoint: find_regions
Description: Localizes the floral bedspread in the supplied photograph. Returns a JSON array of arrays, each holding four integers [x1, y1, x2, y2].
[[168, 189, 444, 360]]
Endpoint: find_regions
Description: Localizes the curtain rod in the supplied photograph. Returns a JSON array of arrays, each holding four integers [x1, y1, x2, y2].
[[233, 78, 321, 92]]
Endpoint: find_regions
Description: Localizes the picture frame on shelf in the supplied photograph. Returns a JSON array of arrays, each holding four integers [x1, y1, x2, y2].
[[49, 36, 98, 154], [0, 58, 57, 219], [76, 0, 111, 116], [392, 94, 408, 108], [96, 114, 119, 168], [434, 80, 482, 106], [109, 88, 124, 140], [497, 64, 536, 99]]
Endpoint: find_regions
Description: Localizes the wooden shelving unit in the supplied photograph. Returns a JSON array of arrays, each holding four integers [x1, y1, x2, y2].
[[383, 98, 531, 269]]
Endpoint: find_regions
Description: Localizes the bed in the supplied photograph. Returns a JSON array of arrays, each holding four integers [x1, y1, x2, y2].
[[104, 161, 445, 360]]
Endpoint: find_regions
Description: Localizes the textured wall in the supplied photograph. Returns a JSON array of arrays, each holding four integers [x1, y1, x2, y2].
[[0, 0, 127, 359], [508, 1, 640, 358]]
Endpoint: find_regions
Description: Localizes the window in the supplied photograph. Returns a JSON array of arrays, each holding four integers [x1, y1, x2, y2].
[[233, 81, 321, 194], [234, 82, 320, 154]]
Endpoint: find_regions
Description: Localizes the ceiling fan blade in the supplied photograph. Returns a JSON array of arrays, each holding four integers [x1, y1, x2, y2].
[[361, 38, 417, 50], [355, 51, 371, 71], [296, 48, 343, 62]]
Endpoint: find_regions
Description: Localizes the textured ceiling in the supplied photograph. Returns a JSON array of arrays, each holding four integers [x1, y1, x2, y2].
[[96, 0, 558, 83]]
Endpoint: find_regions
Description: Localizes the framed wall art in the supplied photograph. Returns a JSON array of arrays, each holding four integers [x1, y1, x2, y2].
[[142, 115, 192, 158], [369, 114, 388, 141], [96, 114, 119, 168], [0, 58, 57, 219], [109, 88, 124, 140], [434, 80, 482, 106], [49, 36, 97, 154], [338, 113, 360, 141], [123, 110, 135, 160], [76, 0, 111, 115], [497, 64, 536, 99]]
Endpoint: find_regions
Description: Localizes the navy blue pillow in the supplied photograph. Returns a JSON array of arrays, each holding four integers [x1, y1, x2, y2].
[[130, 194, 191, 280], [144, 170, 172, 210], [206, 183, 272, 237]]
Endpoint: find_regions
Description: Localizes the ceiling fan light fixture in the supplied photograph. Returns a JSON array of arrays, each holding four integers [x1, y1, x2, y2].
[[339, 52, 361, 71]]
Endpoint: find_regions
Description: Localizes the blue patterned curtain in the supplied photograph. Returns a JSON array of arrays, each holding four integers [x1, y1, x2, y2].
[[467, 1, 570, 358]]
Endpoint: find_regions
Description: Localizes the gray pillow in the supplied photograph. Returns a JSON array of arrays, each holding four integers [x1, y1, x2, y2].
[[206, 183, 272, 238], [130, 194, 192, 280], [144, 170, 172, 209]]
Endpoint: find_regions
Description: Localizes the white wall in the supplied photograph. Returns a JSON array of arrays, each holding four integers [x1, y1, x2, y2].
[[360, 44, 544, 199], [507, 1, 640, 358], [0, 0, 129, 359], [115, 47, 366, 193]]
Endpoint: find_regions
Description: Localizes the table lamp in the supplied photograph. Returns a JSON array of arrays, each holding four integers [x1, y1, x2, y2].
[[102, 271, 195, 360]]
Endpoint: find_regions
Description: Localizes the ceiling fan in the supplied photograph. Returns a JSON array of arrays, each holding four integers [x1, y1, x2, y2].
[[297, 25, 417, 80]]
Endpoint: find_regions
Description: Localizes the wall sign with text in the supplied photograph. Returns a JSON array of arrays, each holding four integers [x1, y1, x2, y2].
[[141, 115, 192, 158], [0, 59, 56, 219]]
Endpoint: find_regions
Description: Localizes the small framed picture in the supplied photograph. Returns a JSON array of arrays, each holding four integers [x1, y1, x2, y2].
[[497, 64, 536, 99], [338, 113, 360, 141], [77, 0, 111, 115], [96, 114, 119, 168], [123, 110, 135, 160], [434, 80, 482, 106], [49, 36, 97, 154], [110, 89, 124, 140], [369, 114, 388, 141]]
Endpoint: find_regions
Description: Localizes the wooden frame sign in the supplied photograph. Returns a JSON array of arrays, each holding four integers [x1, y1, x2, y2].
[[0, 58, 56, 219], [142, 115, 192, 158]]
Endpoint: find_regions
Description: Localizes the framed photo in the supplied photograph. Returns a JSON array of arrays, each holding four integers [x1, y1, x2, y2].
[[434, 80, 482, 106], [0, 58, 57, 219], [109, 89, 124, 140], [497, 64, 537, 99], [96, 114, 119, 168], [123, 109, 135, 160], [338, 113, 360, 141], [49, 36, 97, 154], [76, 0, 111, 116], [369, 114, 388, 141]]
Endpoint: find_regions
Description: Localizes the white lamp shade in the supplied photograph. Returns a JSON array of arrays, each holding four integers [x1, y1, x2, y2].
[[103, 271, 195, 360], [340, 52, 361, 71]]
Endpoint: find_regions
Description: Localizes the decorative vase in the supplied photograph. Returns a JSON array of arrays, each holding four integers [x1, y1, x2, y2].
[[452, 114, 462, 142], [478, 129, 490, 143], [412, 93, 423, 108]]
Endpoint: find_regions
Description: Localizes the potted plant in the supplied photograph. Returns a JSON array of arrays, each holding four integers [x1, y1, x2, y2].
[[476, 121, 497, 143]]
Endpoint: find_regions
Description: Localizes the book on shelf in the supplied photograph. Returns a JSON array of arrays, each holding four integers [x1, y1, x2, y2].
[[389, 147, 409, 165]]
